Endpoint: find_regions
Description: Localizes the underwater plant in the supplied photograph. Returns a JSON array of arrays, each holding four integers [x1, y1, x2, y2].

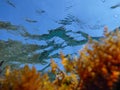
[[0, 65, 42, 90], [77, 27, 120, 90], [0, 27, 120, 90]]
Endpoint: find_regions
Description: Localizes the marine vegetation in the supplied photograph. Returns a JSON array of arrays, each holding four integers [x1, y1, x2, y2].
[[77, 27, 120, 90], [0, 27, 120, 90]]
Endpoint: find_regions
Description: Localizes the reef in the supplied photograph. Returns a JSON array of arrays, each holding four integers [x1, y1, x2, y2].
[[0, 27, 120, 90]]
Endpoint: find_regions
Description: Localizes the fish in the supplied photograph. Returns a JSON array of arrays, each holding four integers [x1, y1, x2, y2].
[[6, 0, 16, 8], [25, 18, 38, 23], [110, 3, 120, 9]]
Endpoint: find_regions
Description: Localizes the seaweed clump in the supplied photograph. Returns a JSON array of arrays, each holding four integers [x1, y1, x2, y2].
[[0, 65, 42, 90], [0, 27, 120, 90], [77, 27, 120, 90]]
